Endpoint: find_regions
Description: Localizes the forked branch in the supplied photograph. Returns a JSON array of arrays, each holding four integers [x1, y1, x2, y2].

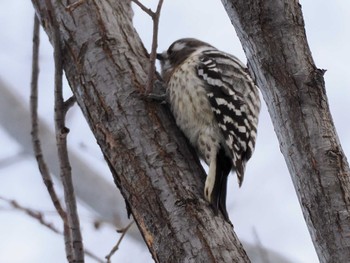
[[132, 0, 164, 92]]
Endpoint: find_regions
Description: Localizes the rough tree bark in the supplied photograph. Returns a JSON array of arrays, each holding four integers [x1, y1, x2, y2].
[[221, 0, 350, 262], [31, 0, 249, 262]]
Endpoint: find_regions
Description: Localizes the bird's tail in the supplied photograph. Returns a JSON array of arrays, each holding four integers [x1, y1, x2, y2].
[[211, 147, 232, 221], [235, 157, 246, 187]]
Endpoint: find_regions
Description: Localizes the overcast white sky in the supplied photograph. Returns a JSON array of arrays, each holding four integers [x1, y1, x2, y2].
[[1, 1, 349, 262]]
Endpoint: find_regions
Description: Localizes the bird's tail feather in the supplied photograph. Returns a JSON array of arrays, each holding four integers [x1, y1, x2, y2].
[[211, 147, 232, 221]]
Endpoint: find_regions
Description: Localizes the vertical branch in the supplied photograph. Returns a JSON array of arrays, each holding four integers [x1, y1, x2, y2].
[[43, 0, 84, 261], [132, 0, 164, 92], [146, 0, 164, 92], [30, 13, 68, 234], [30, 8, 73, 262]]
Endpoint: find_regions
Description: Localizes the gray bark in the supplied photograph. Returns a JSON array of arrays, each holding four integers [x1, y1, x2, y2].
[[221, 0, 350, 262], [31, 0, 249, 262]]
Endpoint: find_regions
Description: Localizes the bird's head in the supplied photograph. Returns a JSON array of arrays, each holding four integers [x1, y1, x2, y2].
[[157, 38, 213, 82]]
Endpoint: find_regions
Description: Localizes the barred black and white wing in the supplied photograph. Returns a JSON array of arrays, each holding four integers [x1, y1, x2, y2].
[[197, 50, 260, 186]]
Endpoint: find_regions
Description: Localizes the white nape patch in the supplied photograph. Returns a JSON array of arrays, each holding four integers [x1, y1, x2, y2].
[[172, 42, 187, 51]]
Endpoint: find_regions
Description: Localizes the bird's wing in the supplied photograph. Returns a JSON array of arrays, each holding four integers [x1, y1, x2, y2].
[[196, 50, 260, 185]]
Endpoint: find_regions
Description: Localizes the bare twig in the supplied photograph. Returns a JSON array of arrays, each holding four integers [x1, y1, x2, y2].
[[84, 251, 105, 263], [30, 14, 67, 223], [131, 0, 154, 16], [64, 95, 76, 115], [105, 221, 134, 262], [146, 0, 164, 93], [0, 196, 61, 234], [30, 9, 74, 261], [116, 220, 134, 234], [0, 196, 104, 263], [45, 0, 85, 261], [132, 0, 164, 93]]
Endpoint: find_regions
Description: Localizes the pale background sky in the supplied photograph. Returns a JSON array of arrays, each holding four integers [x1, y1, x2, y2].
[[0, 1, 349, 262]]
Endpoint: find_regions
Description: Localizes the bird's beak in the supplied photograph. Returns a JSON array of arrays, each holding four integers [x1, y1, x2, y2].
[[156, 53, 164, 60]]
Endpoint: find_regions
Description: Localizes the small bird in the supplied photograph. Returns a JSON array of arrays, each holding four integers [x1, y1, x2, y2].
[[157, 38, 260, 220]]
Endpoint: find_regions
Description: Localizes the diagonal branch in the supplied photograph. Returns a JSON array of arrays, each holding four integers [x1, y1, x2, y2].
[[220, 0, 350, 262], [31, 0, 250, 262], [131, 0, 154, 17], [0, 196, 104, 263], [105, 221, 134, 262], [0, 196, 61, 234]]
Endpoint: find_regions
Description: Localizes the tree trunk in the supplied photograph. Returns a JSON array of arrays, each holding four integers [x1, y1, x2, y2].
[[31, 0, 249, 262], [221, 0, 350, 262]]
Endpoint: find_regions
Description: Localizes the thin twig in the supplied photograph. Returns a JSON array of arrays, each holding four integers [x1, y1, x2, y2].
[[30, 8, 74, 261], [105, 221, 134, 262], [131, 0, 154, 17], [64, 95, 76, 115], [84, 251, 105, 263], [43, 1, 85, 261], [146, 0, 164, 93], [132, 0, 164, 93], [0, 196, 61, 234], [0, 196, 105, 263], [30, 14, 67, 223]]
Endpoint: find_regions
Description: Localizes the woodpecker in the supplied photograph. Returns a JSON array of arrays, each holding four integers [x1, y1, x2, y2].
[[157, 38, 260, 220]]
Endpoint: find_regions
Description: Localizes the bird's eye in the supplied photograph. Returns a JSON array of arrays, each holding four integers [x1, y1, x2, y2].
[[167, 48, 174, 56]]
